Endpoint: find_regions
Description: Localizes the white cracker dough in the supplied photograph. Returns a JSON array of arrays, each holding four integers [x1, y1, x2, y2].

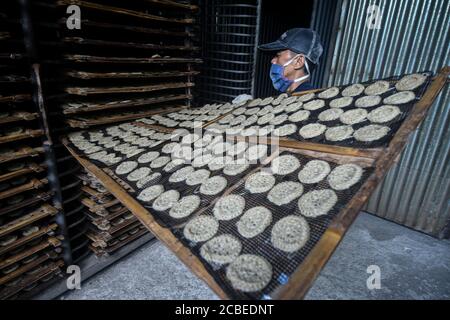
[[271, 215, 309, 253]]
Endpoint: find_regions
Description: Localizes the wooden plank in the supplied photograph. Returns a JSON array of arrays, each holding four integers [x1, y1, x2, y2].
[[63, 95, 190, 114], [0, 178, 47, 201], [142, 0, 199, 11], [64, 54, 202, 64], [66, 106, 186, 129], [0, 204, 58, 238], [0, 237, 61, 270], [65, 82, 194, 96], [0, 224, 58, 256], [0, 147, 44, 165], [0, 129, 44, 145], [63, 140, 230, 299], [274, 66, 450, 299], [66, 70, 199, 80], [56, 0, 195, 24], [63, 37, 199, 51], [0, 163, 45, 183], [0, 112, 38, 125], [227, 135, 382, 160], [61, 20, 195, 37]]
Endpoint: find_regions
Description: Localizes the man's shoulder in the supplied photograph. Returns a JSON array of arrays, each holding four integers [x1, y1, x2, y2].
[[294, 81, 315, 92]]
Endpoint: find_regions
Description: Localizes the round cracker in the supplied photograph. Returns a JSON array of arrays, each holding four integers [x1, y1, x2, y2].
[[354, 124, 390, 142], [271, 215, 309, 253], [303, 99, 325, 111], [299, 123, 327, 139], [318, 108, 344, 122], [137, 184, 164, 202], [395, 73, 427, 91], [237, 206, 272, 238], [273, 124, 297, 137], [115, 161, 138, 175], [288, 110, 310, 123], [342, 83, 365, 97], [183, 215, 219, 243], [298, 160, 331, 184], [267, 181, 304, 206], [213, 194, 245, 220], [329, 96, 353, 109], [186, 169, 211, 186], [383, 91, 415, 105], [169, 195, 201, 219], [152, 190, 180, 211], [318, 87, 339, 99], [200, 176, 228, 195], [340, 108, 368, 125], [364, 80, 390, 95], [226, 254, 272, 292], [245, 171, 276, 194], [355, 95, 381, 108], [126, 167, 151, 182], [270, 154, 300, 175], [200, 234, 242, 265], [169, 166, 194, 183], [327, 164, 363, 190], [367, 105, 401, 123], [298, 189, 337, 217], [325, 125, 354, 141]]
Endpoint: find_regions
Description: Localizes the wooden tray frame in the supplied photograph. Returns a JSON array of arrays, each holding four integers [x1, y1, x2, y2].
[[62, 66, 449, 299]]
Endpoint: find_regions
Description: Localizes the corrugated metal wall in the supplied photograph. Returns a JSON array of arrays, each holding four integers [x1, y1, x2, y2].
[[317, 0, 449, 237]]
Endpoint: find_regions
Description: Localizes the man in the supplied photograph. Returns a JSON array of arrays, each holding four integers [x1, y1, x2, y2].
[[259, 28, 323, 93]]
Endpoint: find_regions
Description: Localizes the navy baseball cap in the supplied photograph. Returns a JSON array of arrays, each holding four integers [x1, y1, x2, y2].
[[258, 28, 323, 64]]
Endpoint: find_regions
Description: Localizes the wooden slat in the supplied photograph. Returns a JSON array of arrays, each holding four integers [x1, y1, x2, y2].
[[63, 95, 190, 114], [227, 135, 382, 160], [0, 204, 58, 238], [62, 20, 195, 37], [0, 129, 44, 145], [56, 0, 195, 24], [0, 223, 58, 256], [66, 106, 186, 128], [65, 82, 194, 96], [0, 112, 38, 125], [0, 147, 44, 164], [63, 37, 199, 51], [274, 66, 450, 299], [0, 178, 47, 201], [66, 70, 199, 80], [0, 163, 45, 183], [0, 93, 31, 103], [64, 54, 202, 64], [0, 237, 61, 270]]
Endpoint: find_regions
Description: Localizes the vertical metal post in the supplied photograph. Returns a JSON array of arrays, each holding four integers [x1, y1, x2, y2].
[[251, 0, 262, 97], [19, 0, 73, 265]]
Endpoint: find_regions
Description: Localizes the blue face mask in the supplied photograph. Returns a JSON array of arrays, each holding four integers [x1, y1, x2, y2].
[[270, 55, 310, 92]]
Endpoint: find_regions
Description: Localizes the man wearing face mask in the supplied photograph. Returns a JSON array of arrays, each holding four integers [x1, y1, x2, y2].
[[259, 28, 324, 94]]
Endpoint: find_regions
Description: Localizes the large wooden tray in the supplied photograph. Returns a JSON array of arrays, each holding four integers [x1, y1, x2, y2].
[[62, 66, 449, 299]]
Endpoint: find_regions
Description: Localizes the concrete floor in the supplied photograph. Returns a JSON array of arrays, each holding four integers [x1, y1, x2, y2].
[[60, 212, 450, 300]]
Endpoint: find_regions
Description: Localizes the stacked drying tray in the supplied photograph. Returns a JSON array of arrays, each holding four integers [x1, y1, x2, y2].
[[0, 4, 64, 300], [78, 171, 148, 257], [54, 0, 202, 129]]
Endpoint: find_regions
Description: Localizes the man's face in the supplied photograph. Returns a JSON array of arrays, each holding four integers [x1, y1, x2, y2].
[[271, 50, 304, 79]]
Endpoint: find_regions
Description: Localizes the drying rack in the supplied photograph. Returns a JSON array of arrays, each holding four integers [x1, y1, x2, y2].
[[61, 66, 449, 299]]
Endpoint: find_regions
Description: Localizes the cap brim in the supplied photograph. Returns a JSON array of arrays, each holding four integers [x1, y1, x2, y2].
[[258, 40, 287, 51]]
